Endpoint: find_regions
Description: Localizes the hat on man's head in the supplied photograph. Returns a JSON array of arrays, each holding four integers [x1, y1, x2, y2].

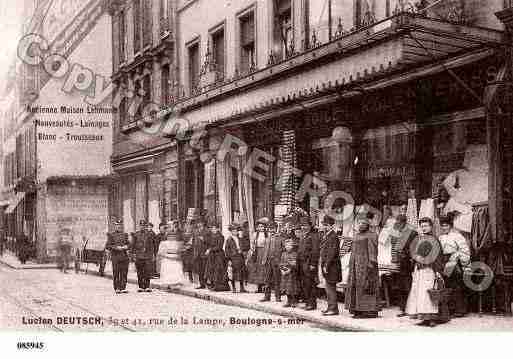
[[228, 223, 241, 231], [256, 217, 270, 225], [322, 216, 335, 226], [419, 217, 434, 226], [396, 214, 407, 224], [299, 216, 312, 226], [439, 215, 453, 226], [268, 221, 278, 229], [208, 221, 220, 228]]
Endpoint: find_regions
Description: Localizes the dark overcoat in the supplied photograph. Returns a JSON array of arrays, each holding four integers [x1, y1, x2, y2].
[[320, 230, 342, 284]]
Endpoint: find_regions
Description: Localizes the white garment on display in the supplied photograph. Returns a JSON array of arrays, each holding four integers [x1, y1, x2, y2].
[[148, 200, 161, 230], [418, 199, 435, 220], [406, 198, 418, 228], [377, 226, 393, 266], [217, 158, 232, 237], [443, 198, 473, 233], [123, 199, 134, 234], [442, 145, 489, 233]]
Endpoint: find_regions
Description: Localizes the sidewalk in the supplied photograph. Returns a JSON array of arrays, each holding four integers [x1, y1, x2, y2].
[[0, 252, 58, 270], [2, 254, 511, 331], [92, 261, 513, 332]]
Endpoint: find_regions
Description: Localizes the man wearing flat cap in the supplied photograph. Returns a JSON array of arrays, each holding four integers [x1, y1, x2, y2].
[[391, 214, 417, 317], [297, 217, 321, 310], [319, 215, 341, 315], [260, 221, 284, 302], [106, 219, 130, 294], [131, 220, 155, 292], [192, 218, 210, 289]]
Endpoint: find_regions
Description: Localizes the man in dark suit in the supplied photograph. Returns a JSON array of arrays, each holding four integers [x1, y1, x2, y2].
[[297, 217, 321, 310], [153, 223, 166, 277], [392, 214, 417, 317], [260, 221, 284, 302], [105, 219, 130, 294], [131, 220, 155, 292], [192, 219, 210, 289], [238, 221, 251, 285], [320, 216, 341, 315]]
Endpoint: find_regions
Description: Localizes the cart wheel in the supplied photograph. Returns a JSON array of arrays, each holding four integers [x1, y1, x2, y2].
[[99, 254, 106, 277]]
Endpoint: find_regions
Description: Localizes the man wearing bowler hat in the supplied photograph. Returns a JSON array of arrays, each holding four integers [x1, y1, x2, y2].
[[106, 219, 130, 294], [320, 215, 341, 315], [131, 220, 155, 292]]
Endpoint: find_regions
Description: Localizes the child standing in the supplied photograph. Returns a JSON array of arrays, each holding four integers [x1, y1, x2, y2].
[[280, 238, 299, 308]]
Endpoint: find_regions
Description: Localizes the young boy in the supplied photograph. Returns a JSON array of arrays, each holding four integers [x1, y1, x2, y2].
[[280, 238, 299, 308]]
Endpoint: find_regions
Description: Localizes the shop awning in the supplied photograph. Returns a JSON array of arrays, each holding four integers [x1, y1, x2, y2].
[[5, 192, 25, 214]]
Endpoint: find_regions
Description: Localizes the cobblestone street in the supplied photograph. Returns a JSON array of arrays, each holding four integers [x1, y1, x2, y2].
[[0, 263, 329, 332]]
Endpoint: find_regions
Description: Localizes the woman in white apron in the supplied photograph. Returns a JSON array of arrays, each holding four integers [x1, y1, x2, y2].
[[158, 220, 185, 288], [406, 217, 446, 327]]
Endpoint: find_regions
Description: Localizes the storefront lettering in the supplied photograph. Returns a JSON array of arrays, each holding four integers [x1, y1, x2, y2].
[[364, 165, 415, 179]]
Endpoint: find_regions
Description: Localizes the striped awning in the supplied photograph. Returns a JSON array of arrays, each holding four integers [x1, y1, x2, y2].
[[5, 192, 25, 214]]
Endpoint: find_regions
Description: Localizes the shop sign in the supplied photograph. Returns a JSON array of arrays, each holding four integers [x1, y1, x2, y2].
[[363, 165, 416, 179]]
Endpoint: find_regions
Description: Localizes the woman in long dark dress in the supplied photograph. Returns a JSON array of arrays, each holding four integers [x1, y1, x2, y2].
[[224, 223, 248, 293], [345, 216, 380, 318], [248, 218, 270, 292], [204, 223, 230, 291]]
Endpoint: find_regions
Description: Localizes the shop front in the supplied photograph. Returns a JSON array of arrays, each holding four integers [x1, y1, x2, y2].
[[204, 49, 511, 313]]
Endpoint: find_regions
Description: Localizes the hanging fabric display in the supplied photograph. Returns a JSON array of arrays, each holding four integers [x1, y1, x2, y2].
[[406, 198, 418, 228], [418, 198, 435, 221], [216, 155, 232, 236]]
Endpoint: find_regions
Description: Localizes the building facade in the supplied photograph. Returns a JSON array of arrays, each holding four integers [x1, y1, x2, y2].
[[170, 0, 510, 311], [108, 0, 176, 233], [1, 0, 114, 262], [109, 0, 513, 312]]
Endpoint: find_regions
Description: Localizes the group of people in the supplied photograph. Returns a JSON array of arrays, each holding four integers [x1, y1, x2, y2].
[[105, 207, 471, 325], [391, 213, 471, 327]]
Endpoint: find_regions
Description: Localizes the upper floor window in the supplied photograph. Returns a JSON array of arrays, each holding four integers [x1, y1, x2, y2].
[[133, 0, 141, 53], [119, 10, 126, 62], [143, 74, 152, 117], [160, 0, 170, 36], [161, 64, 170, 105], [239, 10, 255, 75], [355, 0, 376, 28], [143, 0, 153, 48], [273, 0, 292, 60], [188, 41, 200, 95], [211, 27, 225, 80], [134, 79, 142, 119]]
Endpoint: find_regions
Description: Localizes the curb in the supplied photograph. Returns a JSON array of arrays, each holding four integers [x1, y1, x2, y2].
[[98, 270, 370, 332], [0, 257, 58, 270]]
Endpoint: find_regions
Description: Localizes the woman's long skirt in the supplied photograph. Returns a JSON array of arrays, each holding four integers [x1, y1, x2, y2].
[[406, 266, 438, 320], [205, 251, 230, 291], [248, 248, 267, 285], [160, 254, 185, 287]]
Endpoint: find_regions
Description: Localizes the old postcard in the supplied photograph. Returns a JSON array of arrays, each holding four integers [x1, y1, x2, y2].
[[0, 0, 512, 348]]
